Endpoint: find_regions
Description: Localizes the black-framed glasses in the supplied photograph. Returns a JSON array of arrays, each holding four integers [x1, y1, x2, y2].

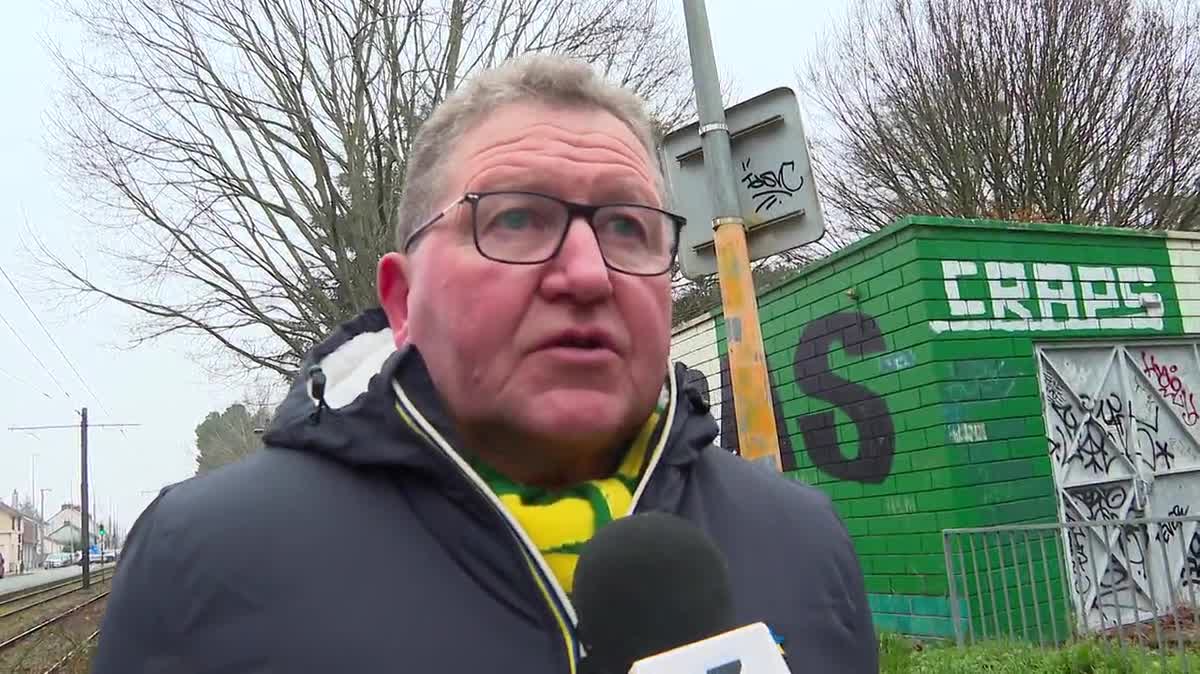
[[402, 191, 686, 276]]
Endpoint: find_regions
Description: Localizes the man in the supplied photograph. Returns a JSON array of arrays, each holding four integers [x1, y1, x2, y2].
[[94, 54, 877, 673]]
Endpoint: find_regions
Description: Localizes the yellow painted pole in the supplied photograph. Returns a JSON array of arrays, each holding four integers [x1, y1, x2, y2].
[[682, 0, 782, 471], [712, 217, 782, 471]]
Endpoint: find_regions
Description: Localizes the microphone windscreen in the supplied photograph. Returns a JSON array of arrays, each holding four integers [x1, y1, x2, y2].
[[573, 512, 735, 674]]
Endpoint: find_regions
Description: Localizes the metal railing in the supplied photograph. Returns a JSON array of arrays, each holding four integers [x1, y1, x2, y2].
[[944, 516, 1200, 663]]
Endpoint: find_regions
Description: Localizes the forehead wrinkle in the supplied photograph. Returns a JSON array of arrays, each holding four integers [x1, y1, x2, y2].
[[464, 126, 652, 182], [470, 137, 652, 182], [461, 135, 657, 199], [467, 160, 658, 204], [470, 120, 649, 164], [475, 144, 653, 184]]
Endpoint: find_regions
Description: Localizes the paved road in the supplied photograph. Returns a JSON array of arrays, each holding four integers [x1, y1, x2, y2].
[[0, 563, 114, 596]]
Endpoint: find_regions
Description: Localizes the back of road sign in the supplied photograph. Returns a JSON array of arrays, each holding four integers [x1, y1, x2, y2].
[[659, 87, 826, 280]]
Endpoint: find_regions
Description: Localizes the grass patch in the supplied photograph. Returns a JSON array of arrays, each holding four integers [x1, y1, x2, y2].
[[880, 632, 1197, 673]]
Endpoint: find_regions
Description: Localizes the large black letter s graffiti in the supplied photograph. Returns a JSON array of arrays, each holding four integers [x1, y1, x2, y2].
[[795, 311, 895, 484]]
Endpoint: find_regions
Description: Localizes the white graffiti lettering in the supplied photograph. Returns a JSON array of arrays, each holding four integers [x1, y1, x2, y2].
[[931, 260, 1164, 333], [948, 422, 988, 443]]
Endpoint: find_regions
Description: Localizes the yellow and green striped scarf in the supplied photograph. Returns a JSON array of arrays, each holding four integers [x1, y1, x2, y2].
[[470, 398, 667, 595]]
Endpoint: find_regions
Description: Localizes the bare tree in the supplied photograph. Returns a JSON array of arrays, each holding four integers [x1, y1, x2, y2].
[[668, 221, 861, 327], [670, 260, 788, 327], [803, 0, 1200, 235], [44, 0, 694, 378]]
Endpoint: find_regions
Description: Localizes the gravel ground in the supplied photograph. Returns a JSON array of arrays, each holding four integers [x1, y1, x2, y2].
[[44, 637, 98, 674], [0, 585, 110, 674]]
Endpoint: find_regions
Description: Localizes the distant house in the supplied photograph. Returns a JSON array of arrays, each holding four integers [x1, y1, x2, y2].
[[0, 503, 53, 572], [44, 522, 86, 554], [20, 514, 45, 570], [44, 504, 98, 554], [48, 504, 98, 539], [0, 502, 24, 575]]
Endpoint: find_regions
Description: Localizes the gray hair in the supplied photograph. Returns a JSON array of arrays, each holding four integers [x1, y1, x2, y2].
[[394, 53, 665, 250]]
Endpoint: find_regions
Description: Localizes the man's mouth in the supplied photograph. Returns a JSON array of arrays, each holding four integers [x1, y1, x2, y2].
[[539, 330, 618, 353], [549, 336, 605, 349]]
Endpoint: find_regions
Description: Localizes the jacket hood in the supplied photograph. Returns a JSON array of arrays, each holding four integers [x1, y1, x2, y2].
[[262, 308, 720, 474]]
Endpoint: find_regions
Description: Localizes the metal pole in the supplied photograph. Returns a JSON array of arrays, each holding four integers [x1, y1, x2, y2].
[[945, 531, 964, 647], [39, 488, 49, 564], [81, 407, 90, 589], [680, 0, 782, 471], [30, 454, 36, 572]]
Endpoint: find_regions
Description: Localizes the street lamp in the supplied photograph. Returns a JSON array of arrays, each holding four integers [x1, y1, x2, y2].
[[38, 488, 51, 563]]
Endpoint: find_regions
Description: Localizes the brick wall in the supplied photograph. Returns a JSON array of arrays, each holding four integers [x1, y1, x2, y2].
[[670, 216, 1200, 639]]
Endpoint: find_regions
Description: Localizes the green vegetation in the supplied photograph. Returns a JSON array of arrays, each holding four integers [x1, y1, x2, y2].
[[880, 633, 1198, 673]]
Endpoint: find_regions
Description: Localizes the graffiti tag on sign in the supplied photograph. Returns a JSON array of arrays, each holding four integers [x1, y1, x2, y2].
[[1140, 351, 1199, 427], [696, 311, 897, 484], [739, 158, 804, 214], [931, 260, 1165, 333]]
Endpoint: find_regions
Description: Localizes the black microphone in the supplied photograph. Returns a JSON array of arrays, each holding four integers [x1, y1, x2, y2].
[[573, 511, 737, 674]]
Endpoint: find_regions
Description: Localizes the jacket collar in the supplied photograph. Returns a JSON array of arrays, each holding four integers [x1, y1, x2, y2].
[[263, 308, 718, 478]]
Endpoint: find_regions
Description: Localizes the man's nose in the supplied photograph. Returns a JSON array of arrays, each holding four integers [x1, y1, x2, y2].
[[551, 217, 613, 302]]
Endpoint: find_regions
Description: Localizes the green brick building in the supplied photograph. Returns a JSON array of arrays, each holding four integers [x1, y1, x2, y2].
[[669, 215, 1200, 639]]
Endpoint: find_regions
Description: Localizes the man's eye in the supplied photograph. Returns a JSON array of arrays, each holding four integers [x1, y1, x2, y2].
[[609, 216, 647, 239], [496, 209, 533, 229]]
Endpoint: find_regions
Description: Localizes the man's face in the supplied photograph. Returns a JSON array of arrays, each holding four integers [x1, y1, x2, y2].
[[378, 101, 673, 457]]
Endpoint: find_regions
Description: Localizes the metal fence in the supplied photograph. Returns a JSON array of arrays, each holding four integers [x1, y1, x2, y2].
[[944, 516, 1200, 662]]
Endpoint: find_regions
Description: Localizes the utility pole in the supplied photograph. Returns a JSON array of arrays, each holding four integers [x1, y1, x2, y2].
[[81, 408, 91, 583], [39, 488, 50, 562], [679, 0, 782, 470], [29, 453, 38, 570], [8, 408, 139, 588], [30, 453, 37, 512]]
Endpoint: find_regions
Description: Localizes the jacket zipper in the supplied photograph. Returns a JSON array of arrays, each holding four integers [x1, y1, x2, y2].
[[390, 372, 678, 672]]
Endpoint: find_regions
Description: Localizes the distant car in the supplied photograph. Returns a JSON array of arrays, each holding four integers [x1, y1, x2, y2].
[[43, 553, 73, 569], [75, 551, 104, 566], [101, 549, 117, 563]]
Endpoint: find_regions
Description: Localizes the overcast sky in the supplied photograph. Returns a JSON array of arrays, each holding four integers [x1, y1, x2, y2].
[[0, 0, 848, 534]]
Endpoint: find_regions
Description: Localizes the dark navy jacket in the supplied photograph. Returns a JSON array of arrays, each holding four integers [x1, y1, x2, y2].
[[92, 309, 878, 673]]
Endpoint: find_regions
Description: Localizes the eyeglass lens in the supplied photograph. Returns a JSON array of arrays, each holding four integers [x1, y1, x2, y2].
[[472, 192, 676, 274]]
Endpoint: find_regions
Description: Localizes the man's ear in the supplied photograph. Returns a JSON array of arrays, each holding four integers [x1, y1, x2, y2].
[[377, 252, 411, 349]]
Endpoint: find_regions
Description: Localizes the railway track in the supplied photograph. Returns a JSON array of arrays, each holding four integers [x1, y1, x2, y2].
[[0, 570, 114, 672], [0, 569, 116, 621], [0, 591, 109, 656], [0, 571, 114, 671], [41, 628, 99, 674]]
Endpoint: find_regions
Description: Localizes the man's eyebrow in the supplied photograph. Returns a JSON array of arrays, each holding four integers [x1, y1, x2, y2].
[[473, 178, 557, 195]]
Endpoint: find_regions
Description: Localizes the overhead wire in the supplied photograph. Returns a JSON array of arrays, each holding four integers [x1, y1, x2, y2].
[[0, 264, 107, 404], [0, 262, 130, 437], [0, 308, 73, 399], [0, 363, 53, 399]]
